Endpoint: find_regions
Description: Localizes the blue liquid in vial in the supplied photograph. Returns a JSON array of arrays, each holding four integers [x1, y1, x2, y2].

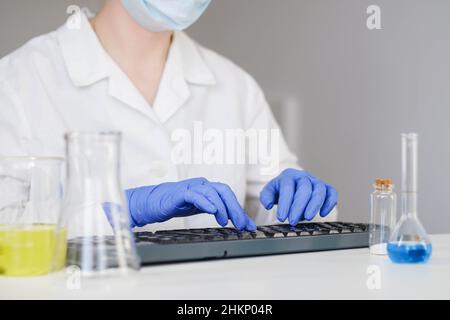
[[387, 242, 432, 263]]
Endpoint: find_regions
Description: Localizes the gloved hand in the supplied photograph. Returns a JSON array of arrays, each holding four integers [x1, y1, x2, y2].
[[260, 169, 338, 226], [126, 178, 256, 231]]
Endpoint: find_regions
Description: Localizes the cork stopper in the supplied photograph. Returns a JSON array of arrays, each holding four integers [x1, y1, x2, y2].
[[374, 179, 393, 191]]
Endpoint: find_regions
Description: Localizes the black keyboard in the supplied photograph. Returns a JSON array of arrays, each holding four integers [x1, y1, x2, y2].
[[134, 222, 369, 265], [67, 222, 369, 267]]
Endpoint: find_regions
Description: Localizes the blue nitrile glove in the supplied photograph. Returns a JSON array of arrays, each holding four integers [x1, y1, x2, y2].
[[126, 178, 256, 231], [260, 169, 338, 226]]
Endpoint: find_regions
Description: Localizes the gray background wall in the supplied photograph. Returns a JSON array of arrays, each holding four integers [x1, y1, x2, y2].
[[1, 0, 449, 233]]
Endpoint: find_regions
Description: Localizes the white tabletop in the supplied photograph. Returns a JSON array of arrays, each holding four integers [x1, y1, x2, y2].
[[1, 234, 449, 300]]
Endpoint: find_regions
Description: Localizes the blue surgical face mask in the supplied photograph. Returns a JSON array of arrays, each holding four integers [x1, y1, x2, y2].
[[121, 0, 212, 32]]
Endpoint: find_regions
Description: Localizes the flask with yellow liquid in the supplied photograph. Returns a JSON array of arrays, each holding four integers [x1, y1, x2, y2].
[[0, 157, 66, 276]]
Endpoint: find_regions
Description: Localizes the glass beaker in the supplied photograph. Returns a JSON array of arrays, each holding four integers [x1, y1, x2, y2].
[[60, 132, 140, 276], [387, 133, 432, 263], [0, 157, 65, 276]]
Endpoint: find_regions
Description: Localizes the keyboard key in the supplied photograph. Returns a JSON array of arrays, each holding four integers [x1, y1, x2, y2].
[[270, 225, 298, 237], [330, 222, 352, 233], [224, 234, 240, 240], [250, 231, 266, 239], [321, 223, 342, 234], [257, 227, 284, 238], [239, 232, 254, 240], [345, 223, 366, 232], [290, 227, 312, 236], [218, 228, 243, 240]]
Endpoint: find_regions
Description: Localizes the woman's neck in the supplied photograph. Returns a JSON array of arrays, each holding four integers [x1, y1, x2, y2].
[[91, 0, 173, 105], [93, 0, 172, 66]]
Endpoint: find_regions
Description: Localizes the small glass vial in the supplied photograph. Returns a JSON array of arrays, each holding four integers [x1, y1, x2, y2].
[[369, 179, 397, 255]]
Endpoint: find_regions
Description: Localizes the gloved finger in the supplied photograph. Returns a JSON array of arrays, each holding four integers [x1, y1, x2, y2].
[[192, 184, 229, 227], [304, 180, 327, 221], [288, 177, 313, 226], [320, 185, 338, 217], [183, 190, 218, 215], [259, 177, 279, 210], [210, 182, 250, 231], [245, 216, 257, 232], [184, 177, 209, 187], [276, 177, 296, 222]]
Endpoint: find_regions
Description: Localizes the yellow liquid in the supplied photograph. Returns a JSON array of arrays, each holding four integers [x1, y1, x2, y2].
[[0, 224, 67, 277]]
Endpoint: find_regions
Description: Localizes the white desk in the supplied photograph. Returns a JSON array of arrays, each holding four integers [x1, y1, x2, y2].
[[1, 234, 449, 300]]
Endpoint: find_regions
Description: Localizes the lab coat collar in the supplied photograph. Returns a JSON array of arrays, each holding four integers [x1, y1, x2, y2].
[[173, 31, 216, 86], [56, 12, 216, 123], [56, 13, 110, 87], [151, 32, 216, 123], [56, 14, 216, 87]]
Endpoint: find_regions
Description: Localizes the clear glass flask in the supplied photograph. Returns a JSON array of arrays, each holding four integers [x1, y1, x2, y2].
[[369, 179, 396, 255], [0, 157, 65, 276], [387, 133, 432, 263], [59, 132, 140, 276]]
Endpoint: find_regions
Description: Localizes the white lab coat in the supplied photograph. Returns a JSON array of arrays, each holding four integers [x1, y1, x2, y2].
[[0, 13, 334, 232]]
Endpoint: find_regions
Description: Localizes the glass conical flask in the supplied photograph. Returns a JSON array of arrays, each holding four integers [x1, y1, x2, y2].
[[387, 133, 432, 263], [58, 132, 140, 276]]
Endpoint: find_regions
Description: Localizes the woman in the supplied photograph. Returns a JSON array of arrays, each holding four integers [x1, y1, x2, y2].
[[0, 0, 337, 232]]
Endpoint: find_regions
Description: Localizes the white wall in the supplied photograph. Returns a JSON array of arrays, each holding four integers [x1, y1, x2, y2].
[[1, 0, 449, 232], [0, 0, 103, 57], [189, 0, 450, 233]]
